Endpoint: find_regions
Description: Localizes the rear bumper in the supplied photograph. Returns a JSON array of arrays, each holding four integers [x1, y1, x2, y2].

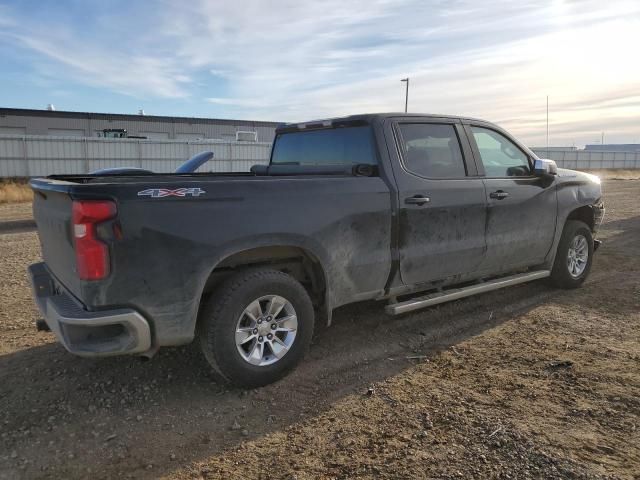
[[28, 262, 151, 357]]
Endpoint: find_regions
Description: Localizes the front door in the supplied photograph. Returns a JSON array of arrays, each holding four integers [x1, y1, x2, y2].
[[465, 124, 557, 272], [388, 119, 487, 286]]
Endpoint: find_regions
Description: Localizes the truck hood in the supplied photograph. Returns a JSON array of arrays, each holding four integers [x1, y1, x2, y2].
[[556, 168, 601, 185], [555, 168, 603, 204]]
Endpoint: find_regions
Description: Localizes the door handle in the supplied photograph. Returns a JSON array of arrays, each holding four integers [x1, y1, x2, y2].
[[489, 190, 509, 200], [405, 195, 431, 205]]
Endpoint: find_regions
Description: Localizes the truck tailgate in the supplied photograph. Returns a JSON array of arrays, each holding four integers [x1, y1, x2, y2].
[[31, 185, 81, 298]]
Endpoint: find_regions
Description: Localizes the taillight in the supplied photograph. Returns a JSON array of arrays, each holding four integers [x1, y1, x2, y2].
[[72, 200, 117, 280]]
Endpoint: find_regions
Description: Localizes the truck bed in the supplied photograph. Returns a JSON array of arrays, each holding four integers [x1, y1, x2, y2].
[[30, 169, 393, 347]]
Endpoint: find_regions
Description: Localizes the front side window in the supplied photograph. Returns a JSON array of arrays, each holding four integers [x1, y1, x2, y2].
[[471, 126, 530, 177], [397, 123, 466, 178], [271, 126, 376, 166]]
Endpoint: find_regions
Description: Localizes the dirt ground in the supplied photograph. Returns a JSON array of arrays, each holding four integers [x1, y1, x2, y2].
[[583, 170, 640, 180], [0, 202, 32, 222], [0, 180, 638, 479]]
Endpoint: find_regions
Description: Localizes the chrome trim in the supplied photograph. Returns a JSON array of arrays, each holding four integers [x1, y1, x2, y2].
[[386, 270, 551, 315]]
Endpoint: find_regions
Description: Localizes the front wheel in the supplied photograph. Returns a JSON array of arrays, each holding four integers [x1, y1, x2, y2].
[[549, 220, 594, 289], [199, 269, 314, 388]]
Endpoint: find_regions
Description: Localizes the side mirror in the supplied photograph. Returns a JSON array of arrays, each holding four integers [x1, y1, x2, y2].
[[533, 158, 557, 177]]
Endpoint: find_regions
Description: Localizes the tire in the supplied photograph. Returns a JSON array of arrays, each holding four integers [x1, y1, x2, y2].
[[198, 269, 314, 388], [549, 220, 594, 289]]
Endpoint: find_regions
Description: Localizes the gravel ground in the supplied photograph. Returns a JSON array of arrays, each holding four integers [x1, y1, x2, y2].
[[0, 180, 638, 479], [0, 231, 40, 355]]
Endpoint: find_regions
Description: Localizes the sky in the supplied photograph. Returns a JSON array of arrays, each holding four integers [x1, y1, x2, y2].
[[0, 0, 638, 147]]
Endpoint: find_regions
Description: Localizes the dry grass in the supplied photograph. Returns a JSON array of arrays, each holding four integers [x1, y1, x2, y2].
[[584, 169, 640, 180], [0, 181, 33, 204]]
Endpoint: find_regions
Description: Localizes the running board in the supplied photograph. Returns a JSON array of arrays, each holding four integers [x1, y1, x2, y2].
[[385, 270, 551, 316]]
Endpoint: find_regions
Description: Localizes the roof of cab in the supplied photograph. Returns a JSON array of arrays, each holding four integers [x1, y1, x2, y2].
[[276, 112, 491, 133]]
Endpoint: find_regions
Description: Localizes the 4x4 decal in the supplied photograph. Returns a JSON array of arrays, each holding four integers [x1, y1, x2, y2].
[[137, 187, 206, 198]]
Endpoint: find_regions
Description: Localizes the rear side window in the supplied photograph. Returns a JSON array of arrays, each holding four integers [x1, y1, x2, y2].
[[271, 126, 377, 166], [470, 126, 530, 177], [397, 123, 466, 178]]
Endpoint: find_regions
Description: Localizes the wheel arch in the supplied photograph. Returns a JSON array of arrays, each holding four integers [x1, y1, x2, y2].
[[194, 244, 331, 335], [545, 203, 598, 269], [566, 205, 595, 231]]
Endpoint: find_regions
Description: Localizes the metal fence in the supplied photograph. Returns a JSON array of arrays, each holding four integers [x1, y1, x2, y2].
[[531, 149, 640, 170], [1, 135, 638, 178], [0, 135, 272, 177]]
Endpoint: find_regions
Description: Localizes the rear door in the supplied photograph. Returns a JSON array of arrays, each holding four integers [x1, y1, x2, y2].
[[464, 123, 557, 272], [386, 117, 487, 286]]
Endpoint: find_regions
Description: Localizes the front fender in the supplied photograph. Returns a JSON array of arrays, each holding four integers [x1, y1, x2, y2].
[[545, 169, 603, 266]]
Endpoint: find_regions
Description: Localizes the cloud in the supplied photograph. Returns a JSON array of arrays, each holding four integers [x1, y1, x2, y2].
[[15, 33, 192, 98], [160, 0, 640, 146], [206, 97, 277, 108], [0, 5, 192, 99], [0, 0, 639, 146]]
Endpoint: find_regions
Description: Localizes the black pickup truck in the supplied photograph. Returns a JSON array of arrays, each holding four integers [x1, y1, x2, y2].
[[29, 113, 604, 387]]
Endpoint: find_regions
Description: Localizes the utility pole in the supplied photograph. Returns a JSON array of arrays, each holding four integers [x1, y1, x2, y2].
[[401, 78, 409, 113], [546, 95, 549, 149], [601, 132, 604, 146]]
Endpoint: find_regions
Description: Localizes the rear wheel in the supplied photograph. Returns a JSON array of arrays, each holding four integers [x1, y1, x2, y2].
[[199, 269, 314, 388], [549, 220, 594, 289]]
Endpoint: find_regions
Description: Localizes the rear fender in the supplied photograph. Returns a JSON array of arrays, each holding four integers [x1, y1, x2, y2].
[[191, 236, 334, 338]]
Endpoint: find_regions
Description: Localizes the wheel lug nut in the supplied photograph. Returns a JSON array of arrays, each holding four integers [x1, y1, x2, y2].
[[267, 333, 273, 340], [271, 324, 276, 330], [258, 336, 263, 342], [257, 319, 263, 324], [252, 328, 258, 334]]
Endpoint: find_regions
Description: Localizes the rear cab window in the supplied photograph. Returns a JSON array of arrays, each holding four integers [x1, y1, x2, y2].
[[271, 126, 377, 166], [396, 123, 467, 178]]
